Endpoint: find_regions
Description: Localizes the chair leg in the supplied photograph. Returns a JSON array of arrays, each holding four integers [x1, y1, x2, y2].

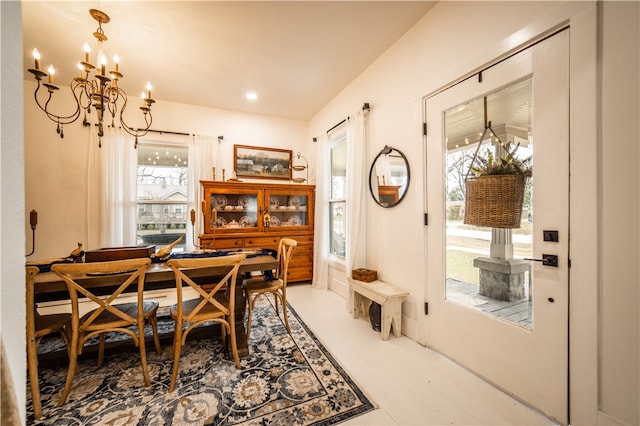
[[227, 318, 241, 369], [148, 314, 162, 355], [57, 337, 79, 407], [60, 327, 79, 374], [221, 320, 227, 344], [169, 324, 183, 393], [27, 338, 43, 419], [97, 334, 105, 367], [279, 293, 291, 334], [246, 293, 256, 343], [137, 323, 151, 387]]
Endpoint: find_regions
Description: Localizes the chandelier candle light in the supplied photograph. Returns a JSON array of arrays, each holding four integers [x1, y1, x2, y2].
[[27, 9, 155, 148]]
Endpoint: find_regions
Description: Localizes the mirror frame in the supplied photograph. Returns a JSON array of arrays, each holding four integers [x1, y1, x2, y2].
[[369, 145, 410, 208]]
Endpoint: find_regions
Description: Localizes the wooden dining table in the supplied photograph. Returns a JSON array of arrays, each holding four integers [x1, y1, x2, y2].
[[32, 253, 279, 358]]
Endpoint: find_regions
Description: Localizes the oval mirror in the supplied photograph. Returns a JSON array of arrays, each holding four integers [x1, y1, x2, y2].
[[369, 145, 410, 207]]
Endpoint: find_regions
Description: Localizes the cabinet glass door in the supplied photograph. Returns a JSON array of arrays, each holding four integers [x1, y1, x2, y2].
[[204, 188, 261, 233], [265, 190, 311, 230]]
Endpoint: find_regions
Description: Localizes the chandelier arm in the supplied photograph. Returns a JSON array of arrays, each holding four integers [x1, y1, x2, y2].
[[82, 80, 95, 108], [120, 113, 153, 138], [33, 81, 82, 125], [117, 87, 153, 139], [106, 87, 119, 126], [71, 79, 94, 113]]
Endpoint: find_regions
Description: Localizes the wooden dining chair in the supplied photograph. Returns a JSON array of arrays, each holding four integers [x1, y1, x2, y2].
[[26, 266, 72, 419], [166, 253, 245, 393], [243, 238, 297, 342], [51, 258, 160, 406]]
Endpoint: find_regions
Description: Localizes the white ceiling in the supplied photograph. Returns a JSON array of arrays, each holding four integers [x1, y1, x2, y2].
[[22, 1, 436, 121]]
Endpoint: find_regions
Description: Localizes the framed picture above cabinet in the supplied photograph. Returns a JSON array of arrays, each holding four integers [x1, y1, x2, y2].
[[233, 145, 292, 180]]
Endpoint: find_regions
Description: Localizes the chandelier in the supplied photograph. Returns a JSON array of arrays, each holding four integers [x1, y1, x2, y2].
[[27, 9, 155, 148]]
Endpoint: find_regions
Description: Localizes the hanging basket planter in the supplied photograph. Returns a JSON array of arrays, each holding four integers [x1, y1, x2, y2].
[[462, 97, 531, 229], [464, 173, 526, 228]]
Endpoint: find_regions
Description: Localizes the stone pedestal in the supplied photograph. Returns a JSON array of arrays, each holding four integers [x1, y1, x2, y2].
[[473, 257, 530, 301]]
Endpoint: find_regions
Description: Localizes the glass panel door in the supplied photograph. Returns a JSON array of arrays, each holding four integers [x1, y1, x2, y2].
[[266, 190, 311, 229], [424, 30, 569, 423], [444, 79, 534, 329], [204, 188, 260, 233]]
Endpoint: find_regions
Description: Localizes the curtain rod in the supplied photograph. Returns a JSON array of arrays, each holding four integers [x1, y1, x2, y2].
[[326, 118, 346, 134], [326, 102, 370, 134], [139, 128, 191, 136], [100, 123, 192, 136]]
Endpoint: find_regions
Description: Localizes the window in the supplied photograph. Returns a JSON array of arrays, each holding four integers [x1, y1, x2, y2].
[[137, 143, 189, 251], [329, 132, 347, 257]]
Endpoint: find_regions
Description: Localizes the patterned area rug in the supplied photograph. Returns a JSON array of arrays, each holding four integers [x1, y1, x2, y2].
[[28, 297, 375, 425]]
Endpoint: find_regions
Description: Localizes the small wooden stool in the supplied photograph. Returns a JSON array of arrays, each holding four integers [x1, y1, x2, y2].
[[349, 278, 409, 340]]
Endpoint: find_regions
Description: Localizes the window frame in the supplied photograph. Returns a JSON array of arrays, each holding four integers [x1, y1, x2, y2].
[[136, 141, 190, 251], [328, 129, 347, 258]]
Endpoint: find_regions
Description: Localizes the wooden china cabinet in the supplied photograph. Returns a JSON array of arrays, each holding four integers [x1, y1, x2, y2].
[[199, 181, 315, 282]]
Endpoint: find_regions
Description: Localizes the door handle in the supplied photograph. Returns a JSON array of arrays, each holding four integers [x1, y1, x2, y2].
[[524, 254, 558, 267]]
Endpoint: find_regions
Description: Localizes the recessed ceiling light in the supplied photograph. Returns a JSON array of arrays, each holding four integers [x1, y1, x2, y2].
[[246, 92, 258, 100]]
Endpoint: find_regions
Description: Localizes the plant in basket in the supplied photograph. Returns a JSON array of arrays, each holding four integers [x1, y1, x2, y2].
[[470, 143, 532, 178], [464, 143, 531, 229]]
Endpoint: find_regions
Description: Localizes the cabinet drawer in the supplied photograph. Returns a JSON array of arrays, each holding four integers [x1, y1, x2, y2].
[[290, 254, 313, 267], [287, 266, 313, 282], [288, 234, 314, 245], [294, 243, 313, 254], [245, 236, 280, 247], [200, 239, 215, 250], [211, 238, 244, 249]]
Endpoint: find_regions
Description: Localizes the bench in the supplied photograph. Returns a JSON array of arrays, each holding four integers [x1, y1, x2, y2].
[[349, 278, 409, 340]]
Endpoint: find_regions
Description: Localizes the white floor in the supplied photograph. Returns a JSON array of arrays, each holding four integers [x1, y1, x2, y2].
[[286, 284, 555, 425]]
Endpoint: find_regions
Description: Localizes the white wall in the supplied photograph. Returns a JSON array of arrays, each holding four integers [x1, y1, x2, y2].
[[1, 2, 27, 423], [599, 2, 640, 423], [307, 1, 638, 424], [24, 81, 308, 259]]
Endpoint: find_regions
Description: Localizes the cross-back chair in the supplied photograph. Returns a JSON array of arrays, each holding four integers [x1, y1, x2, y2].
[[243, 238, 297, 342], [51, 258, 160, 406], [166, 253, 246, 393], [26, 266, 72, 419]]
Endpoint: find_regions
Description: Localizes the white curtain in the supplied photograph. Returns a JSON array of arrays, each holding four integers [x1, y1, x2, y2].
[[344, 109, 368, 281], [187, 135, 217, 251], [86, 127, 138, 249], [87, 129, 213, 252], [313, 108, 368, 290], [312, 133, 330, 289]]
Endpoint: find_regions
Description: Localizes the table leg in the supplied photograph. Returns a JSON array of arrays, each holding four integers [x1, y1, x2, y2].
[[232, 276, 249, 358]]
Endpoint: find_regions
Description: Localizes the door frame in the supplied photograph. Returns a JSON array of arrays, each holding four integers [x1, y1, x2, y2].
[[418, 4, 599, 423]]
